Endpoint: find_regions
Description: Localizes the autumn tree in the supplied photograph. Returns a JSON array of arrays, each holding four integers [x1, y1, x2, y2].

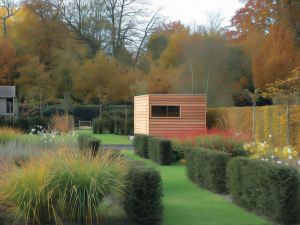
[[72, 53, 119, 105], [0, 40, 21, 85], [50, 0, 160, 61], [252, 25, 300, 89], [0, 0, 20, 38], [16, 56, 55, 110]]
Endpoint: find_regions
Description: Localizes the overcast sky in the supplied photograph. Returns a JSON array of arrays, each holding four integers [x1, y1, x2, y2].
[[150, 0, 243, 27]]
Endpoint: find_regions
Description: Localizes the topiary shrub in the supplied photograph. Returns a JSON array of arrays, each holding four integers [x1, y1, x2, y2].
[[78, 135, 101, 156], [148, 137, 172, 165], [186, 147, 231, 193], [124, 165, 163, 225], [227, 157, 300, 224], [133, 134, 150, 158]]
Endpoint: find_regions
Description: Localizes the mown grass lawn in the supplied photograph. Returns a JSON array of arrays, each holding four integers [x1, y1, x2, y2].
[[76, 129, 132, 145], [122, 150, 271, 225]]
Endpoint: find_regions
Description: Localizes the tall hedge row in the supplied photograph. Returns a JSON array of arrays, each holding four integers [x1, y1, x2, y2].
[[186, 148, 231, 193], [124, 165, 163, 225], [227, 157, 300, 224], [148, 137, 173, 165], [133, 134, 150, 158]]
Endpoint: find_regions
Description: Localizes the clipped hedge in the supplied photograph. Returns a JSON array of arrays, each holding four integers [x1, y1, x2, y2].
[[133, 134, 150, 158], [148, 137, 172, 165], [227, 157, 300, 224], [186, 148, 231, 193], [124, 165, 163, 225], [78, 135, 101, 156]]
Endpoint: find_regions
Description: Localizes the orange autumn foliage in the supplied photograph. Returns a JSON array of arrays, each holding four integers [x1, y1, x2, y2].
[[0, 40, 21, 85], [252, 25, 300, 89]]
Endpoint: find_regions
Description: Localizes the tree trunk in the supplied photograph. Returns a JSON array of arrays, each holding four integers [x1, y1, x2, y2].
[[125, 101, 128, 135], [286, 104, 290, 145], [3, 19, 7, 39], [252, 101, 256, 141]]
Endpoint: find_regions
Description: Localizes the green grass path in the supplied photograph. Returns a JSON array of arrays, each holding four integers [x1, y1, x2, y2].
[[122, 151, 271, 225], [76, 130, 132, 145]]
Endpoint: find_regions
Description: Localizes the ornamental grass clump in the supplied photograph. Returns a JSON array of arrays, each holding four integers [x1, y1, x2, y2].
[[0, 149, 128, 225], [0, 126, 22, 145], [50, 114, 74, 134], [0, 159, 55, 225], [49, 150, 127, 225]]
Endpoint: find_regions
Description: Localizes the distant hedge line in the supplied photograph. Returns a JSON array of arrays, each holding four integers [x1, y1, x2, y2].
[[92, 109, 133, 135], [0, 117, 49, 132]]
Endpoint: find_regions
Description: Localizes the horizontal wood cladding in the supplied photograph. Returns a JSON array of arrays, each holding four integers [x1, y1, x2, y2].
[[149, 95, 206, 137], [134, 95, 206, 137], [134, 95, 149, 135]]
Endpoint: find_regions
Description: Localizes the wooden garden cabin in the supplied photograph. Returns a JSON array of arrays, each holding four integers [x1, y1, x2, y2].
[[134, 94, 206, 137]]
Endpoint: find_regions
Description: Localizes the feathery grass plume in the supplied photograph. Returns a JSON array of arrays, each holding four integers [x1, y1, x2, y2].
[[48, 149, 128, 225], [0, 126, 22, 145], [0, 158, 58, 225], [0, 147, 127, 225], [50, 114, 74, 134]]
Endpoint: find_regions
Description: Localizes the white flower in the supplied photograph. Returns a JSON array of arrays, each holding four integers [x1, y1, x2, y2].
[[288, 156, 293, 160], [298, 161, 300, 166], [288, 148, 292, 154], [265, 159, 269, 162], [261, 158, 265, 161], [271, 155, 274, 159], [277, 161, 282, 164]]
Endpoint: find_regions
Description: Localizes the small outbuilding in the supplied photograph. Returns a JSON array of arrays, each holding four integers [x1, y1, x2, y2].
[[0, 86, 19, 118], [134, 94, 206, 137]]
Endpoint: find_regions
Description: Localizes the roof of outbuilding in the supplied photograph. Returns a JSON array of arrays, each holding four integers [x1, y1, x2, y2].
[[0, 86, 16, 98]]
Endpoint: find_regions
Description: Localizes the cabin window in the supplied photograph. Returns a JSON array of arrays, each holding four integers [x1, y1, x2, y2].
[[151, 105, 180, 118], [6, 98, 13, 114]]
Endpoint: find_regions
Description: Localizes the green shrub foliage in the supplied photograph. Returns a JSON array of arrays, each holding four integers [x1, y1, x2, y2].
[[133, 134, 150, 158], [78, 135, 101, 156], [148, 137, 172, 165], [124, 165, 163, 225], [186, 148, 231, 193], [92, 107, 133, 135], [227, 157, 300, 224], [0, 117, 49, 132]]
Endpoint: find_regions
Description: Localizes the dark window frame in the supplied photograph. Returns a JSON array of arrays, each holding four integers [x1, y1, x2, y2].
[[150, 105, 181, 118], [6, 98, 14, 114]]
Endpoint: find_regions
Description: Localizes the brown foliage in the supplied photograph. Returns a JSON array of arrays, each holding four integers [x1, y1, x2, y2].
[[252, 25, 300, 89], [0, 40, 20, 85], [50, 114, 74, 134]]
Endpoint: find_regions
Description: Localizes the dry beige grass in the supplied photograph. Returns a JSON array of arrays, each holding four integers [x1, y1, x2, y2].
[[50, 114, 74, 134]]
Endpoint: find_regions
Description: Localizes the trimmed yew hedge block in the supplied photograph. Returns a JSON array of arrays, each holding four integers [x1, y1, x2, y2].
[[227, 157, 300, 224], [186, 148, 231, 193]]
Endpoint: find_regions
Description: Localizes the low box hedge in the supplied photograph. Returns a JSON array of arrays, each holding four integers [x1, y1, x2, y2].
[[133, 134, 150, 158], [186, 147, 231, 193], [124, 165, 163, 225], [227, 157, 300, 224], [148, 137, 172, 165], [78, 135, 101, 156]]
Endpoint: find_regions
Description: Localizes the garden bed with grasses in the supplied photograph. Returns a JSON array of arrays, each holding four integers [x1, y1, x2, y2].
[[0, 126, 161, 225]]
